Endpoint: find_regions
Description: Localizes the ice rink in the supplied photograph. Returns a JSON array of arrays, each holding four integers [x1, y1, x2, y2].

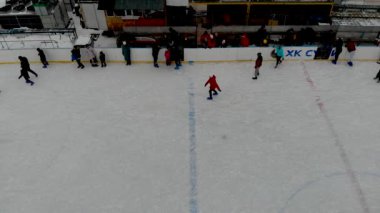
[[1, 60, 380, 213]]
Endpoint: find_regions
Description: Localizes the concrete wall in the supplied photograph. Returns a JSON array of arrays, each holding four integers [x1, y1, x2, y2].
[[1, 46, 378, 64]]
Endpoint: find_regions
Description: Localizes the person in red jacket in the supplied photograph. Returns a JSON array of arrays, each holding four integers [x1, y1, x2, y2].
[[252, 52, 263, 80], [200, 31, 209, 48], [240, 33, 250, 47], [207, 33, 217, 48], [205, 75, 221, 100], [165, 48, 171, 66], [345, 39, 356, 66]]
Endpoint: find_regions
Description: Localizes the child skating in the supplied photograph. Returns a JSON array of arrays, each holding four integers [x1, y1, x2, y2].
[[252, 52, 263, 80], [99, 51, 106, 67], [274, 46, 284, 69], [205, 75, 221, 100], [165, 48, 171, 66]]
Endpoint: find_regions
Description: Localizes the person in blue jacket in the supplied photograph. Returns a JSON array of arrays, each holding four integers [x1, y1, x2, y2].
[[275, 45, 284, 68], [71, 46, 84, 69]]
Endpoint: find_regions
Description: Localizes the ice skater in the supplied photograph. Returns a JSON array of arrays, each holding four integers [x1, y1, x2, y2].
[[332, 38, 343, 64], [18, 56, 38, 85], [374, 69, 380, 83], [19, 56, 38, 77], [252, 52, 263, 80], [345, 39, 356, 66], [173, 46, 181, 70], [122, 41, 131, 66], [152, 42, 160, 68], [36, 48, 49, 68], [274, 45, 284, 68], [99, 51, 106, 67], [205, 75, 221, 100], [71, 46, 84, 69], [165, 48, 171, 66], [18, 68, 37, 86]]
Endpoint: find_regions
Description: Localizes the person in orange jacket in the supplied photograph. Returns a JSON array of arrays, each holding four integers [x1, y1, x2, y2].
[[240, 33, 250, 47], [345, 39, 356, 66], [205, 75, 221, 100]]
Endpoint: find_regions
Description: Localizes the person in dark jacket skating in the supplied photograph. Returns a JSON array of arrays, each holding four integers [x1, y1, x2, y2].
[[19, 56, 38, 77], [18, 56, 38, 85], [374, 69, 380, 83], [121, 41, 131, 65], [18, 68, 36, 85], [332, 38, 343, 64], [252, 52, 263, 80], [152, 42, 161, 68], [36, 48, 49, 68], [205, 75, 221, 100], [99, 51, 106, 67], [173, 45, 182, 70], [71, 46, 84, 69]]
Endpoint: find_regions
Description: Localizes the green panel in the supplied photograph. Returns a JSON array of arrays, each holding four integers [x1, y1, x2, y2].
[[114, 0, 164, 10]]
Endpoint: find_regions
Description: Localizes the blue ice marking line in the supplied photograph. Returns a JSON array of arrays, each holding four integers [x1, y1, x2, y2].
[[301, 62, 370, 213], [188, 80, 199, 213]]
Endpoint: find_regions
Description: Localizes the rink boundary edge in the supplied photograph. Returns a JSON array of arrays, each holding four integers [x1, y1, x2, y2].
[[0, 58, 378, 65]]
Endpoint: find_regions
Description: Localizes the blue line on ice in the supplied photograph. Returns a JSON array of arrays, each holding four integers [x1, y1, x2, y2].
[[188, 79, 199, 213]]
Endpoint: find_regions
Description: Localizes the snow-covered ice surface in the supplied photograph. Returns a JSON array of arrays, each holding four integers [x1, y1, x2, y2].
[[0, 60, 380, 213]]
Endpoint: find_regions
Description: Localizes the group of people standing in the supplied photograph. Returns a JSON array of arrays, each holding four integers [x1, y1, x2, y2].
[[332, 38, 356, 66], [71, 45, 107, 69], [200, 31, 228, 48], [120, 28, 183, 70]]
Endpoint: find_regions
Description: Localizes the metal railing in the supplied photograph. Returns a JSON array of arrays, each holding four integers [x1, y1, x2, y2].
[[0, 39, 60, 49], [0, 28, 77, 49]]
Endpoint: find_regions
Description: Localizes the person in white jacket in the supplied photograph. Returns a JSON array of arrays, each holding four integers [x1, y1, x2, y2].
[[86, 45, 98, 67]]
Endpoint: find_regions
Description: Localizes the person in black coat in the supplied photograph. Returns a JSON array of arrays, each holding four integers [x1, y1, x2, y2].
[[71, 46, 84, 69], [173, 45, 181, 70], [99, 51, 106, 67], [18, 56, 38, 85], [374, 69, 380, 83], [19, 56, 38, 77], [332, 38, 343, 64], [152, 42, 161, 68], [36, 48, 48, 68], [18, 68, 35, 85]]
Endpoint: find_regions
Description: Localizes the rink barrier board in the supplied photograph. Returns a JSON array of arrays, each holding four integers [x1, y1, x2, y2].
[[0, 47, 378, 65], [0, 58, 378, 65], [0, 59, 378, 65]]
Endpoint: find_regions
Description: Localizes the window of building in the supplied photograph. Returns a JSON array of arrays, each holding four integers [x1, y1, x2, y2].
[[114, 10, 126, 16]]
